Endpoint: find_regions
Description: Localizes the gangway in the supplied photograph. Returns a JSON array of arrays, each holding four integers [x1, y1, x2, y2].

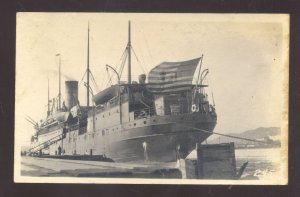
[[28, 134, 63, 155]]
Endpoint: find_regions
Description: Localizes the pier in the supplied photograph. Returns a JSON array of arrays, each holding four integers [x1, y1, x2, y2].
[[21, 143, 247, 179], [21, 156, 181, 178]]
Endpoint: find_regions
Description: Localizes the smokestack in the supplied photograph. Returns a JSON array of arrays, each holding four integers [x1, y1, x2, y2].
[[65, 81, 78, 110]]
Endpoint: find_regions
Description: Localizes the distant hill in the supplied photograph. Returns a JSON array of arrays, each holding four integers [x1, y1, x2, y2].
[[207, 127, 281, 148]]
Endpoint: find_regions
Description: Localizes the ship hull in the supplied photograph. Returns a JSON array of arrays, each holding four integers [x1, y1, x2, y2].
[[107, 125, 215, 162], [33, 112, 216, 162], [90, 112, 216, 162]]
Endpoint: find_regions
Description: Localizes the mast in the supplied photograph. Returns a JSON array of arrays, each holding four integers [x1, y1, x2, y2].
[[87, 22, 90, 107], [127, 21, 131, 84], [47, 78, 50, 116], [58, 54, 61, 109]]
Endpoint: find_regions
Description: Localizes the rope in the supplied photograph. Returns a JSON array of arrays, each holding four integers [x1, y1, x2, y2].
[[115, 47, 128, 82], [90, 71, 99, 91], [119, 47, 127, 64], [105, 47, 128, 87], [131, 45, 146, 74], [181, 125, 270, 144], [141, 27, 155, 66], [118, 50, 127, 78], [207, 74, 215, 106], [79, 70, 87, 86], [196, 55, 204, 85]]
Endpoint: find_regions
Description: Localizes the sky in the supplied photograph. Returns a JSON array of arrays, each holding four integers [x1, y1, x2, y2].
[[15, 13, 289, 146]]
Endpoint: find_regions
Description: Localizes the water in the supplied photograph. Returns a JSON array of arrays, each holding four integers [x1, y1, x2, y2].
[[187, 147, 282, 180], [235, 148, 282, 180]]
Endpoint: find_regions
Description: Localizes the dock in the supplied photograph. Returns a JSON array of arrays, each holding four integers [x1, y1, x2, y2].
[[179, 143, 246, 179], [21, 156, 181, 178], [21, 143, 247, 179]]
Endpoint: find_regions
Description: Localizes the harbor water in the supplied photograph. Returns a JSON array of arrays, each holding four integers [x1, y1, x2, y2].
[[235, 147, 282, 180], [187, 147, 282, 180]]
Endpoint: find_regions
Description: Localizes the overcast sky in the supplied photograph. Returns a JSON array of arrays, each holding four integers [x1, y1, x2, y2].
[[15, 13, 289, 146]]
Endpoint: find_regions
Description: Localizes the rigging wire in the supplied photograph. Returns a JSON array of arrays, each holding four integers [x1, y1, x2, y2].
[[141, 26, 155, 66], [118, 50, 128, 77], [116, 47, 128, 74], [103, 24, 152, 87], [79, 70, 87, 86], [131, 45, 146, 74], [119, 47, 128, 64], [105, 47, 128, 87], [136, 31, 148, 74], [207, 71, 216, 106], [196, 54, 204, 85], [200, 69, 209, 85], [181, 125, 270, 145], [90, 71, 99, 92], [113, 46, 127, 76]]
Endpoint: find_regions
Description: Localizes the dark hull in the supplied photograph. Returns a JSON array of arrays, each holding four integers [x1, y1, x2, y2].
[[108, 130, 213, 162], [34, 112, 217, 163], [103, 113, 217, 162]]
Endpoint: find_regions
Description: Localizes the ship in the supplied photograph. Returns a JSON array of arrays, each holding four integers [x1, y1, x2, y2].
[[27, 21, 217, 162]]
